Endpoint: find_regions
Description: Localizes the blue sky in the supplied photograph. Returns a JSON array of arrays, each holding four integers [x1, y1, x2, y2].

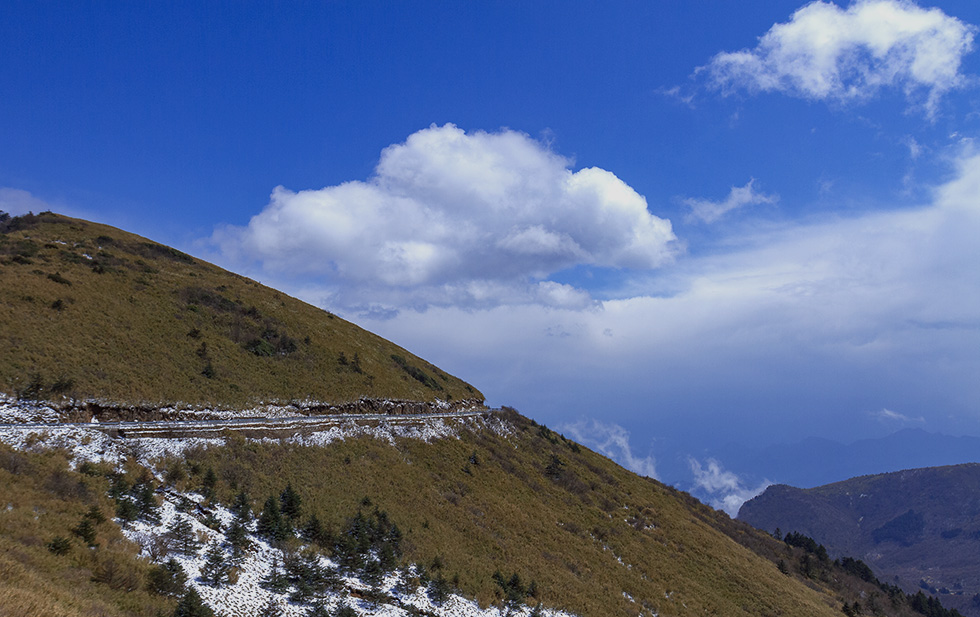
[[3, 1, 980, 511]]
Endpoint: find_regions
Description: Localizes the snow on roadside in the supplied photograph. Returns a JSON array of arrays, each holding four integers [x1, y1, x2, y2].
[[0, 400, 569, 616]]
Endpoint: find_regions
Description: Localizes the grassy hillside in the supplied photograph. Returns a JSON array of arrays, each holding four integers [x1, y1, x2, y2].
[[3, 410, 959, 617], [739, 464, 980, 616], [0, 211, 481, 407], [0, 413, 853, 617]]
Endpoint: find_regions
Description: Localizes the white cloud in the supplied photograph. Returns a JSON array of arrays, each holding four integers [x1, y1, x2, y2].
[[700, 0, 976, 116], [0, 188, 51, 216], [560, 420, 658, 479], [683, 178, 778, 223], [689, 458, 771, 516], [873, 408, 926, 424], [356, 149, 980, 454], [213, 124, 678, 311]]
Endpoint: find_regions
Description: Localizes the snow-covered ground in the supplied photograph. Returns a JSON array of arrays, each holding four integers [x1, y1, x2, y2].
[[124, 491, 564, 617], [0, 398, 563, 617]]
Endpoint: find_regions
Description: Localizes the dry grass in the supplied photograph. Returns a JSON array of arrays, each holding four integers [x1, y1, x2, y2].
[[175, 415, 847, 617], [0, 445, 172, 617], [0, 212, 482, 407]]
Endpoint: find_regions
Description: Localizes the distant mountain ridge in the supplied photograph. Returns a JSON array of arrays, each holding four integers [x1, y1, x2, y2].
[[739, 463, 980, 617], [0, 211, 482, 409], [698, 428, 980, 489]]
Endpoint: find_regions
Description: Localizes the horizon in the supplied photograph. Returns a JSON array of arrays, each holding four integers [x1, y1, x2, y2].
[[3, 1, 979, 513]]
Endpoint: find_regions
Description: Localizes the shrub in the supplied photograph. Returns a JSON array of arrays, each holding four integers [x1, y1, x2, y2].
[[46, 536, 72, 555], [47, 271, 72, 286]]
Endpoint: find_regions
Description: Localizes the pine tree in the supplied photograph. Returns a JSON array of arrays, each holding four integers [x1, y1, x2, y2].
[[280, 483, 302, 521], [200, 466, 217, 500], [226, 518, 252, 563], [260, 555, 289, 593], [305, 603, 330, 617], [147, 558, 188, 596], [167, 516, 200, 555], [115, 497, 139, 522], [427, 573, 451, 605], [331, 602, 357, 617], [172, 587, 215, 617], [257, 597, 283, 617], [231, 490, 252, 522], [257, 495, 289, 542], [135, 481, 160, 524], [199, 542, 230, 587], [72, 517, 98, 547], [301, 513, 330, 547]]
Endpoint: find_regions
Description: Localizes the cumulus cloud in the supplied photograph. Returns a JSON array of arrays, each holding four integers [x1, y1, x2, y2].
[[358, 149, 980, 463], [560, 420, 658, 479], [689, 458, 771, 516], [214, 124, 677, 312], [683, 178, 778, 223], [700, 0, 976, 116]]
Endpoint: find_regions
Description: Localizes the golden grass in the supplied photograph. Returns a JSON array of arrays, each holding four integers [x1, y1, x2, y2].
[[0, 212, 482, 407], [0, 445, 172, 617], [175, 415, 847, 617]]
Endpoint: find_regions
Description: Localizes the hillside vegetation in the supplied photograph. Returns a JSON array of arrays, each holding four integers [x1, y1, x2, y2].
[[739, 464, 980, 617], [0, 410, 903, 617], [0, 211, 481, 408]]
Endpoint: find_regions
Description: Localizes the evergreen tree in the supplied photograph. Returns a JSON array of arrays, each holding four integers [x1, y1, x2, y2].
[[260, 555, 289, 593], [115, 497, 139, 522], [427, 573, 451, 605], [331, 602, 357, 617], [230, 490, 252, 522], [305, 603, 330, 617], [258, 597, 283, 617], [135, 481, 160, 524], [301, 513, 330, 547], [167, 516, 200, 555], [172, 587, 215, 617], [226, 517, 252, 563], [200, 466, 217, 500], [280, 483, 302, 521], [108, 473, 130, 500], [199, 542, 230, 587], [72, 516, 98, 547], [257, 495, 289, 542], [84, 505, 106, 525], [147, 558, 188, 596]]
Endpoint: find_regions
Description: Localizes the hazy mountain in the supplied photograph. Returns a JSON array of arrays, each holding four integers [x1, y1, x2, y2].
[[739, 464, 980, 616], [704, 429, 980, 489]]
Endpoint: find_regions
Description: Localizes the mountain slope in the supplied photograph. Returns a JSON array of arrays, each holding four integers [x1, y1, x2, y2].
[[0, 210, 958, 617], [0, 211, 481, 408], [1, 410, 875, 617], [739, 464, 980, 616]]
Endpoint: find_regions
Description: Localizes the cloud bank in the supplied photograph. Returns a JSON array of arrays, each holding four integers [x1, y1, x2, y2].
[[358, 148, 980, 463], [700, 0, 976, 115], [215, 124, 677, 311]]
